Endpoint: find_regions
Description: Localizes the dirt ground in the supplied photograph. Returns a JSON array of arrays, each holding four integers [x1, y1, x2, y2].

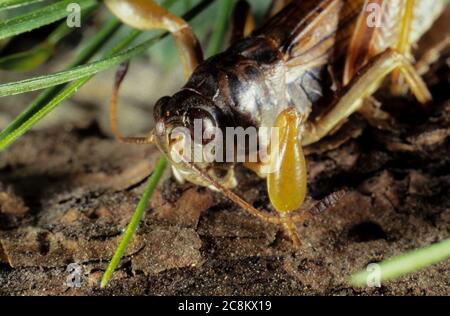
[[0, 17, 449, 297], [0, 90, 449, 296]]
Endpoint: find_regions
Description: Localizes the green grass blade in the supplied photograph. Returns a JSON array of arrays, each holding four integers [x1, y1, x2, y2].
[[0, 30, 140, 150], [0, 43, 54, 71], [100, 0, 217, 288], [0, 0, 46, 11], [0, 76, 91, 152], [0, 6, 96, 72], [0, 0, 214, 97], [100, 156, 168, 288], [0, 0, 97, 40], [47, 10, 82, 45], [0, 0, 214, 149], [0, 32, 162, 96], [0, 0, 214, 286], [351, 237, 450, 287], [0, 17, 122, 142]]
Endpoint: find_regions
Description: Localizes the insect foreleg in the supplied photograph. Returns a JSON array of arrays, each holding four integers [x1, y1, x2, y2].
[[173, 107, 347, 248], [280, 213, 301, 248], [302, 48, 432, 146], [179, 158, 282, 225]]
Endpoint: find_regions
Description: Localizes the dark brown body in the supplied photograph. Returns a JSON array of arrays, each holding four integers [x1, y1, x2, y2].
[[155, 1, 359, 134], [153, 0, 446, 185], [156, 0, 445, 131]]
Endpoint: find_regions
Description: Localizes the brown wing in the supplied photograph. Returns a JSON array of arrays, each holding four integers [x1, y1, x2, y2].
[[254, 0, 364, 70]]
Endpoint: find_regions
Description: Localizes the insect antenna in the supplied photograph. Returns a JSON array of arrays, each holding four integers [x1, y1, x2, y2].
[[176, 154, 347, 223], [110, 61, 155, 145]]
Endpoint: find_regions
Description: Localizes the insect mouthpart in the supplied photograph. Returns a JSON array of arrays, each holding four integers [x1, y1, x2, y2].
[[153, 111, 228, 189]]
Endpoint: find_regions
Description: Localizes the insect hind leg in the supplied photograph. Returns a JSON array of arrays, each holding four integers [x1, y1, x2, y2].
[[344, 0, 432, 98], [302, 48, 432, 145], [390, 0, 416, 96]]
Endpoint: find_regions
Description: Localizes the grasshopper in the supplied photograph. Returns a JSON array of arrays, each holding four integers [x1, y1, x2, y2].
[[104, 0, 448, 247]]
